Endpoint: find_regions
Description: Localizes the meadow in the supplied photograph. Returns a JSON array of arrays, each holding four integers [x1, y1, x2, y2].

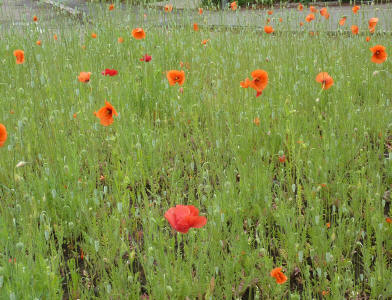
[[0, 3, 392, 299]]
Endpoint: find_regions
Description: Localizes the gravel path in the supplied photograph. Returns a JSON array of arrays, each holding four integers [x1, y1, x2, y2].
[[2, 0, 392, 32], [0, 0, 57, 25]]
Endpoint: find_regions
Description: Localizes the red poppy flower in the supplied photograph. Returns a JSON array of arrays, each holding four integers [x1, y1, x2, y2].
[[298, 3, 303, 11], [140, 54, 152, 62], [309, 6, 317, 13], [164, 205, 207, 233], [33, 16, 38, 22], [270, 267, 287, 284], [351, 25, 359, 35], [198, 8, 203, 15], [267, 10, 273, 15], [230, 1, 237, 11], [370, 45, 387, 64], [352, 5, 360, 14], [94, 101, 118, 126], [109, 4, 114, 10], [316, 72, 334, 90], [366, 36, 370, 42], [0, 123, 7, 147], [101, 69, 118, 76], [193, 23, 199, 31]]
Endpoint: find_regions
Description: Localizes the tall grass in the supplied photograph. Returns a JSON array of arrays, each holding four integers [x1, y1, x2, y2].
[[0, 3, 392, 299]]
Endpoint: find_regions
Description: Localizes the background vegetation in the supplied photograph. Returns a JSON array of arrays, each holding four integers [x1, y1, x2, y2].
[[0, 4, 392, 299]]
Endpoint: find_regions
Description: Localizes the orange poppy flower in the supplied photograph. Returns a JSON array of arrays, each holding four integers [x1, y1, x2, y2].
[[167, 70, 185, 86], [270, 267, 287, 284], [279, 17, 282, 22], [320, 7, 327, 17], [241, 70, 268, 97], [230, 1, 237, 11], [339, 16, 346, 26], [267, 10, 273, 15], [370, 45, 387, 64], [326, 222, 331, 228], [201, 39, 209, 45], [351, 25, 359, 35], [54, 34, 58, 40], [132, 28, 146, 40], [36, 40, 41, 46], [264, 26, 274, 34], [366, 36, 370, 42], [109, 4, 114, 10], [316, 72, 334, 90], [91, 33, 97, 38], [0, 124, 7, 147], [33, 16, 38, 22], [193, 23, 199, 31], [305, 13, 315, 22], [368, 18, 378, 33], [164, 4, 173, 12], [118, 37, 124, 43], [352, 5, 360, 14], [179, 61, 190, 69], [309, 6, 317, 13], [253, 117, 260, 126], [240, 78, 251, 88], [13, 50, 24, 64], [78, 72, 91, 83], [386, 217, 392, 224], [250, 69, 268, 94], [300, 21, 304, 27], [198, 8, 203, 15], [298, 3, 303, 11], [94, 101, 118, 126]]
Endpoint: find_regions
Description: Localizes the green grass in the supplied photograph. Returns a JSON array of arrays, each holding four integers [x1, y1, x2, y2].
[[0, 4, 392, 299]]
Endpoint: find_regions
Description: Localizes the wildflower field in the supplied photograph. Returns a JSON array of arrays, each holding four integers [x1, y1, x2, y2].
[[1, 2, 392, 299]]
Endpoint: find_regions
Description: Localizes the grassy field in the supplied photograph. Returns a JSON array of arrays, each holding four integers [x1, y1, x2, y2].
[[0, 4, 392, 299]]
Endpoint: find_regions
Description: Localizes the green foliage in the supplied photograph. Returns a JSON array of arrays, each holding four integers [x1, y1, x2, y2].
[[0, 4, 392, 299]]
